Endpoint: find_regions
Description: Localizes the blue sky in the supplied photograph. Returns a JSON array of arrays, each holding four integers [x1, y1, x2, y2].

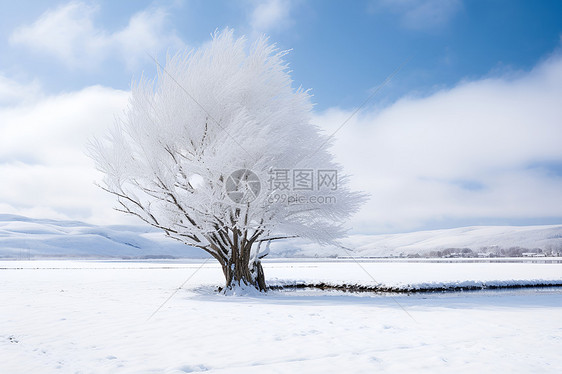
[[1, 0, 562, 233], [3, 1, 562, 108]]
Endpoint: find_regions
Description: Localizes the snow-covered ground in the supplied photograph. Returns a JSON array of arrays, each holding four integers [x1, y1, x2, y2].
[[2, 260, 561, 373]]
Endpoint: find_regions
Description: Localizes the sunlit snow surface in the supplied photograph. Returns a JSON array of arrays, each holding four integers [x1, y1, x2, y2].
[[1, 260, 561, 373]]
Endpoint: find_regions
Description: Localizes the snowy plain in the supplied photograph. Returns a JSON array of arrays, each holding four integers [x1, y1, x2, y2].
[[1, 260, 561, 373]]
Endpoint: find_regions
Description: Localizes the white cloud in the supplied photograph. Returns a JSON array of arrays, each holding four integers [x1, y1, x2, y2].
[[0, 82, 133, 225], [249, 0, 294, 35], [9, 1, 185, 70], [369, 0, 463, 30], [0, 75, 42, 106], [313, 52, 562, 233]]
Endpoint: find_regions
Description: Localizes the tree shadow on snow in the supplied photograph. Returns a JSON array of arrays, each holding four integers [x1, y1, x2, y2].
[[186, 284, 562, 309]]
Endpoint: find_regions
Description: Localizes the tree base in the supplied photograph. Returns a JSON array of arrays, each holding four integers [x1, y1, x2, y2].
[[221, 260, 267, 294]]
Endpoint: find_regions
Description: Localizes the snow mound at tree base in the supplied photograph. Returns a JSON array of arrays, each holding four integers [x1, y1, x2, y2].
[[220, 283, 267, 296]]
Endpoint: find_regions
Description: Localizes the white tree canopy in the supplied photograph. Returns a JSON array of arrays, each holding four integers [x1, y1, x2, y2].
[[89, 29, 365, 290]]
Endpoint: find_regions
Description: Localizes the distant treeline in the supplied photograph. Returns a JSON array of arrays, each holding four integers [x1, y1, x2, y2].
[[424, 246, 562, 258]]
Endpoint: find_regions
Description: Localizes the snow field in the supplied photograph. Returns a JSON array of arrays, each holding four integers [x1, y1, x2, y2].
[[1, 260, 561, 373]]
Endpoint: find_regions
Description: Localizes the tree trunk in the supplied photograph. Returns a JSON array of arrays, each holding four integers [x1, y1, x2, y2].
[[222, 256, 267, 292]]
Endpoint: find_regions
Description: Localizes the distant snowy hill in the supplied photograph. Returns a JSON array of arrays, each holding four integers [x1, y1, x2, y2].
[[271, 225, 562, 258], [0, 214, 205, 259], [1, 214, 561, 259], [348, 225, 562, 257]]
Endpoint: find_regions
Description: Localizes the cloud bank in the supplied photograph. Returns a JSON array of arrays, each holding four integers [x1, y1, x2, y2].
[[0, 81, 130, 224], [1, 34, 562, 233], [9, 1, 184, 70], [314, 52, 562, 233]]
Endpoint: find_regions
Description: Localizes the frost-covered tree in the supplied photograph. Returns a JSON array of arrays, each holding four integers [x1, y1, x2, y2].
[[89, 30, 365, 292]]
